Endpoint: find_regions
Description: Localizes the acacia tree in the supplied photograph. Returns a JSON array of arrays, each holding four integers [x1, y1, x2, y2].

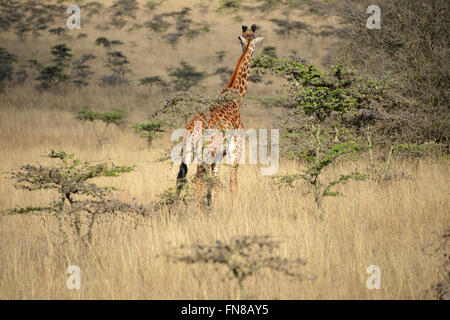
[[252, 56, 373, 218], [0, 47, 17, 90], [75, 108, 127, 147], [5, 150, 148, 244], [165, 235, 312, 299], [36, 44, 73, 89]]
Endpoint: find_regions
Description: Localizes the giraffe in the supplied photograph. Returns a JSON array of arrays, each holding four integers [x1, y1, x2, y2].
[[176, 24, 264, 212]]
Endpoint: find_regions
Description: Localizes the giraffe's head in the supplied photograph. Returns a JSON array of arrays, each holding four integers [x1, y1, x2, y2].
[[238, 24, 264, 52]]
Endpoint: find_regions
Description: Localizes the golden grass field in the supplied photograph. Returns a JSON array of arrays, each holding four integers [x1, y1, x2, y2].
[[0, 0, 448, 299]]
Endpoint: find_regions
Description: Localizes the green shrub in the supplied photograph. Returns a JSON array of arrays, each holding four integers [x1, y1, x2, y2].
[[109, 0, 139, 29], [0, 47, 17, 90], [262, 46, 277, 58], [101, 50, 131, 86], [139, 76, 166, 88], [76, 108, 127, 146], [76, 108, 127, 125], [168, 61, 205, 91], [132, 121, 164, 145], [253, 55, 374, 218], [218, 0, 241, 12], [71, 53, 96, 87], [4, 150, 145, 244], [270, 18, 308, 36], [36, 44, 73, 89]]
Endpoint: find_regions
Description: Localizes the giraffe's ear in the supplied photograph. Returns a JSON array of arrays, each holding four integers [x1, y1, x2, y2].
[[253, 37, 264, 45], [238, 35, 246, 46]]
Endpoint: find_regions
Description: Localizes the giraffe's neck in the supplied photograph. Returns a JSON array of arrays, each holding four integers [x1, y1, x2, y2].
[[224, 43, 254, 98]]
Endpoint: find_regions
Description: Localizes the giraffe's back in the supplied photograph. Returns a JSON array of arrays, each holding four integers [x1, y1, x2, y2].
[[185, 100, 242, 132]]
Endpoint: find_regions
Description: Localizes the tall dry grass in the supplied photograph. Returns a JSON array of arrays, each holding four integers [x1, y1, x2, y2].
[[0, 104, 448, 299]]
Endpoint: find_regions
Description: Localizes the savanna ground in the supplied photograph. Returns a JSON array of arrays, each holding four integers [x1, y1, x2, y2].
[[0, 0, 448, 299]]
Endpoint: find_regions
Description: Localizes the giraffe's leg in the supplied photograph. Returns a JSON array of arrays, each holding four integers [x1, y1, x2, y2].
[[230, 134, 242, 210], [230, 164, 238, 209], [230, 166, 239, 201], [194, 164, 206, 213], [206, 163, 220, 209]]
